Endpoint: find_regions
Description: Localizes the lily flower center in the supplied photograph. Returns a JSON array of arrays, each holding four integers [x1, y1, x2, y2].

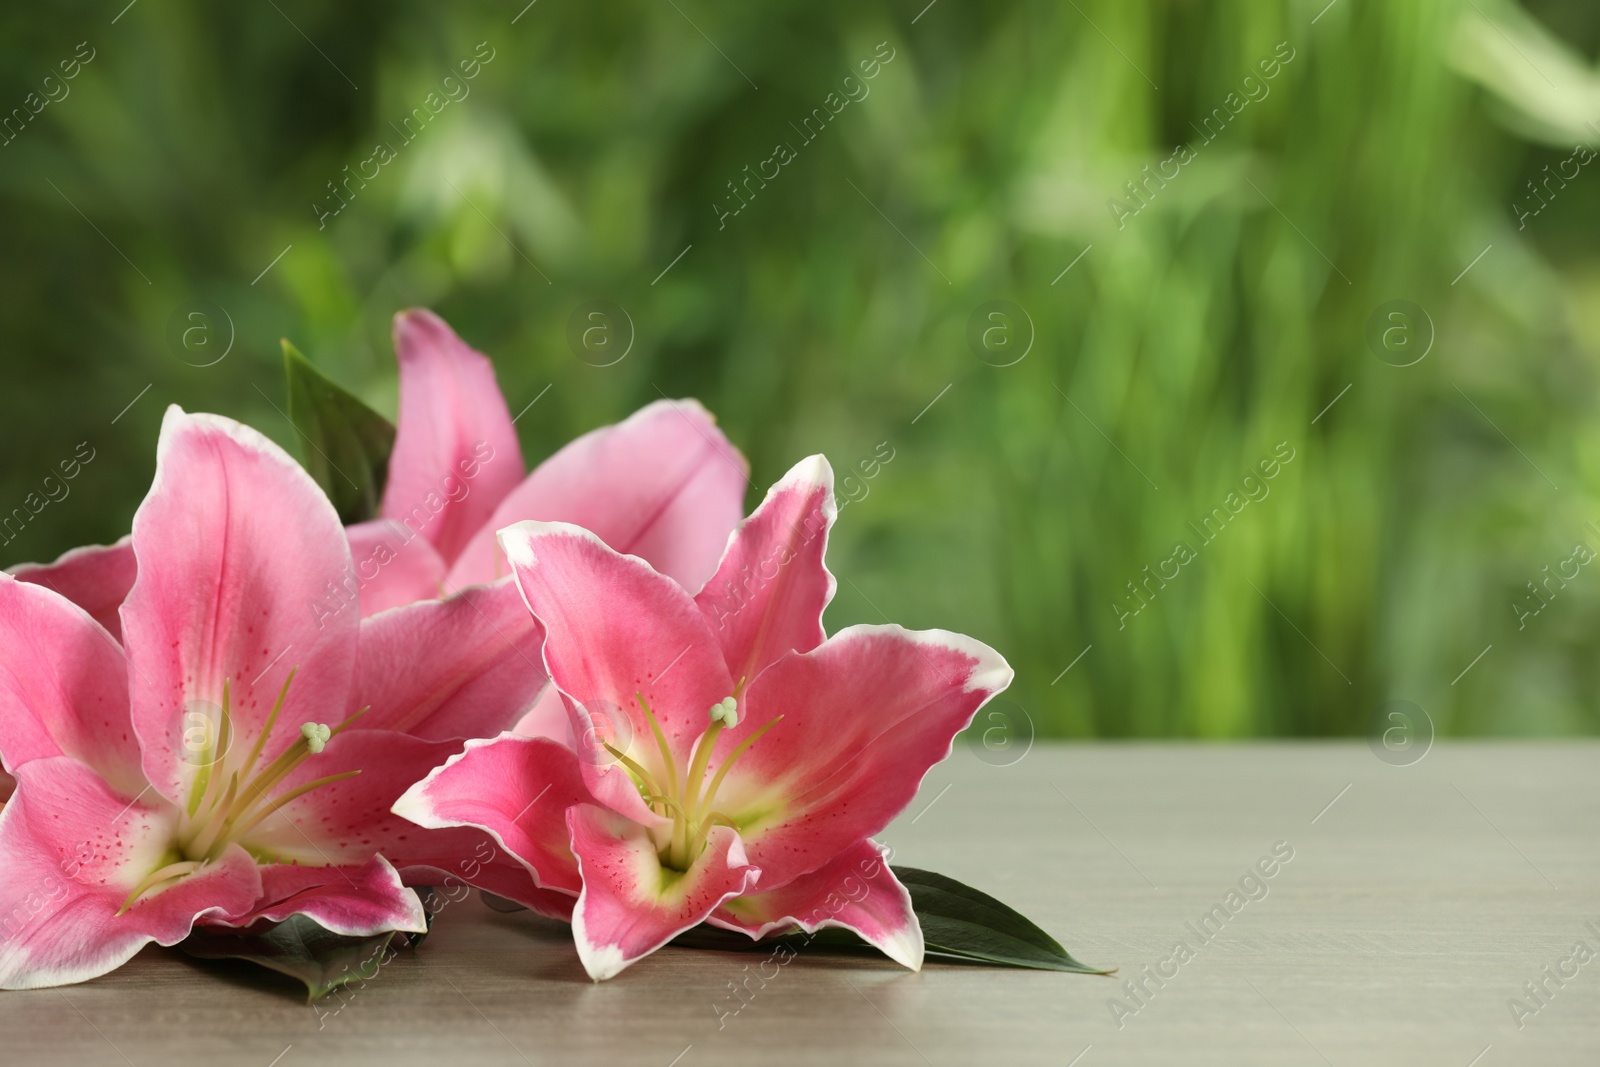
[[604, 687, 781, 873], [118, 669, 364, 913]]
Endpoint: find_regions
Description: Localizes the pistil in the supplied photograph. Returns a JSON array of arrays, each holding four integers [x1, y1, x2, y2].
[[617, 691, 781, 872], [120, 671, 364, 911]]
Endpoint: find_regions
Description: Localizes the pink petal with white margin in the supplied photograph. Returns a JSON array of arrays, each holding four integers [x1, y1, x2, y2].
[[355, 580, 545, 739], [497, 521, 732, 825], [0, 757, 261, 990], [694, 454, 836, 687], [392, 733, 595, 896], [0, 572, 144, 796], [449, 399, 749, 593], [344, 518, 448, 616], [234, 728, 576, 923], [215, 854, 425, 937], [9, 536, 137, 641], [381, 310, 525, 564], [712, 838, 922, 971], [709, 625, 1012, 890], [568, 803, 760, 980], [121, 407, 360, 808], [391, 826, 579, 923]]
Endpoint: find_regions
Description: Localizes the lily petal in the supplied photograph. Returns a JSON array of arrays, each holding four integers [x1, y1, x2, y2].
[[713, 625, 1012, 890], [712, 839, 922, 971], [694, 454, 836, 687], [450, 399, 749, 593], [392, 733, 593, 896], [9, 537, 137, 641], [355, 580, 544, 740], [382, 310, 525, 564], [393, 827, 579, 922], [344, 519, 449, 616], [0, 572, 143, 796], [218, 854, 426, 937], [0, 757, 260, 990], [121, 408, 360, 808], [568, 803, 759, 980], [497, 521, 732, 822], [511, 685, 572, 742]]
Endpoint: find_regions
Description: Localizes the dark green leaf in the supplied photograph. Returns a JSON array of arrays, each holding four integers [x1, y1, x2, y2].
[[282, 339, 395, 524], [893, 866, 1110, 973], [179, 914, 403, 1001], [670, 865, 1109, 974]]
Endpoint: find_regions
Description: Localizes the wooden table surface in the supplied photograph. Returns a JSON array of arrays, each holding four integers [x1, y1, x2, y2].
[[4, 742, 1597, 1066]]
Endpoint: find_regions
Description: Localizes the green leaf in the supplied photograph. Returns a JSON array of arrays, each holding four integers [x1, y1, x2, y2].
[[892, 866, 1110, 973], [670, 865, 1110, 974], [178, 914, 402, 1002], [282, 339, 395, 524]]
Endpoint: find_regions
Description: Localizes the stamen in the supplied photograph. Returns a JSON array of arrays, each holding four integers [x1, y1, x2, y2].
[[694, 811, 740, 843], [219, 736, 317, 831], [181, 771, 240, 860], [228, 770, 361, 841], [186, 680, 233, 817], [637, 693, 679, 800], [601, 741, 664, 798], [612, 690, 781, 871], [117, 860, 202, 915], [218, 682, 234, 770], [172, 670, 359, 865], [639, 794, 689, 818], [665, 696, 738, 869], [697, 714, 783, 821], [328, 705, 368, 740], [238, 669, 297, 784], [133, 668, 369, 906], [682, 716, 727, 823]]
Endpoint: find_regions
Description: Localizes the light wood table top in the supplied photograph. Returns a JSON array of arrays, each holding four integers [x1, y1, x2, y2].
[[4, 742, 1597, 1066]]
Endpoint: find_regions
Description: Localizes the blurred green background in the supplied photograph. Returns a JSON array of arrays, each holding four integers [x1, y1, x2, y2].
[[3, 0, 1598, 738]]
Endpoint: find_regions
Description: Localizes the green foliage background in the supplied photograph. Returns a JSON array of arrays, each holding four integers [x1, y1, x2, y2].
[[3, 0, 1599, 737]]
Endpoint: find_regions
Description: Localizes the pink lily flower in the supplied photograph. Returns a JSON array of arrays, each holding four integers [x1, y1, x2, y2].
[[0, 408, 554, 989], [345, 309, 749, 615], [395, 456, 1013, 979], [10, 309, 748, 633]]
